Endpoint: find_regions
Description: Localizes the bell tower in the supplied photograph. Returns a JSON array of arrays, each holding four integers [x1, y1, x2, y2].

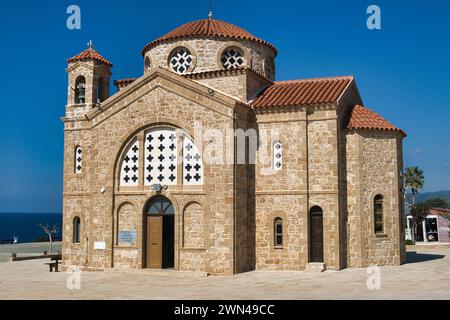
[[66, 41, 113, 118]]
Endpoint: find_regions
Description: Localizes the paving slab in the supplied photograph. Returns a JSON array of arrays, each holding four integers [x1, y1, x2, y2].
[[0, 249, 448, 300]]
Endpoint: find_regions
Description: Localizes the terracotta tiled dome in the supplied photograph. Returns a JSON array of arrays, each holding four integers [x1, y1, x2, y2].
[[141, 18, 277, 56]]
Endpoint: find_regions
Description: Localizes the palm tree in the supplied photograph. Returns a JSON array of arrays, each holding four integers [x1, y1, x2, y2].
[[404, 166, 425, 205]]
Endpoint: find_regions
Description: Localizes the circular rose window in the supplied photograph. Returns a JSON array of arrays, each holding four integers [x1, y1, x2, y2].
[[169, 47, 193, 74], [221, 48, 245, 69]]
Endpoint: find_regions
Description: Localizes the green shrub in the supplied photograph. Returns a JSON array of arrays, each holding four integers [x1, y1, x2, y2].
[[405, 239, 414, 245]]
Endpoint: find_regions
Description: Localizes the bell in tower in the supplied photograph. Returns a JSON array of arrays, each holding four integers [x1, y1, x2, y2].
[[65, 41, 113, 118]]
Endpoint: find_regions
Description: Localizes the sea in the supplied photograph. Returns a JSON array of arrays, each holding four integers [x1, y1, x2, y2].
[[0, 213, 62, 244]]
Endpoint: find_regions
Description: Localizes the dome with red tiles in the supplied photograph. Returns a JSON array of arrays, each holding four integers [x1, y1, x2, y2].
[[141, 18, 277, 56]]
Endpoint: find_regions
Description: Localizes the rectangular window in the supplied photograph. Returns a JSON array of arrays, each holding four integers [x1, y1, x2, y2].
[[374, 195, 384, 234], [274, 219, 283, 247]]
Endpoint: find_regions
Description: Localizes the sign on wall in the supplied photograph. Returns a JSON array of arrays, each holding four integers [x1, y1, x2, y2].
[[94, 241, 106, 250], [118, 231, 137, 244]]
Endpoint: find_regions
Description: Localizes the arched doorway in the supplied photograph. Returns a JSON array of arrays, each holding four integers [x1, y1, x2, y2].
[[144, 196, 174, 269], [309, 206, 324, 263]]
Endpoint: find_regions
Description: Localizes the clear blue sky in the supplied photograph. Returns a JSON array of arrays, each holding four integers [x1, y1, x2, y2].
[[1, 0, 449, 213]]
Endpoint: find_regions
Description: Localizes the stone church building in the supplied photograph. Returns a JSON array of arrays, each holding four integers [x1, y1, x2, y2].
[[62, 17, 406, 274]]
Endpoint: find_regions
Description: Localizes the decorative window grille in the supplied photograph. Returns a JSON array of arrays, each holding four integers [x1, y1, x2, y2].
[[75, 146, 82, 174], [221, 48, 244, 69], [144, 128, 178, 186], [273, 141, 282, 171], [183, 135, 203, 185], [119, 127, 204, 187], [120, 140, 139, 186], [169, 47, 193, 74]]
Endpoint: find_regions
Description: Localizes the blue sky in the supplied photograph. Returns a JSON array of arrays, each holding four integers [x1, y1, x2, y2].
[[1, 0, 449, 213]]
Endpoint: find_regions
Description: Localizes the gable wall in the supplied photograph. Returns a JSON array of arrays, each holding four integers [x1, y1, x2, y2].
[[62, 78, 248, 275]]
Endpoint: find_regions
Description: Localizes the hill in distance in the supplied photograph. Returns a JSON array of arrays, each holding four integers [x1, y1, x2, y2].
[[406, 191, 450, 205]]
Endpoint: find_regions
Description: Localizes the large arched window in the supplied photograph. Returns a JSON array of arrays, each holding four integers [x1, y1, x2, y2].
[[75, 76, 86, 104], [73, 217, 81, 243], [119, 127, 203, 187], [274, 217, 283, 247], [374, 195, 384, 234]]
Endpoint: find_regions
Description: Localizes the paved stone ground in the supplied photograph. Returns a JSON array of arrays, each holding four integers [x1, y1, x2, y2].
[[0, 242, 62, 262], [0, 249, 449, 300]]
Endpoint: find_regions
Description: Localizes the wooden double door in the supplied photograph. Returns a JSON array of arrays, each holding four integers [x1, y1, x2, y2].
[[309, 206, 324, 263], [144, 196, 175, 269]]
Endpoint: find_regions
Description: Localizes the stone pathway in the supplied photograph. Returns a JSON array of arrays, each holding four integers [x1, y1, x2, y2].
[[0, 249, 449, 300]]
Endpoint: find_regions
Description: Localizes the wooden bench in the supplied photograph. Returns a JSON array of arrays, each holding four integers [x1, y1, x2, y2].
[[45, 254, 62, 272]]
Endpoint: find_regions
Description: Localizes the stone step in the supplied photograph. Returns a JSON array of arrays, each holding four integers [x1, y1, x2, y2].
[[304, 262, 326, 273]]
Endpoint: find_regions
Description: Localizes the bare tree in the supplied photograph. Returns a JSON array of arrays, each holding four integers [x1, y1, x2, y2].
[[39, 223, 59, 254]]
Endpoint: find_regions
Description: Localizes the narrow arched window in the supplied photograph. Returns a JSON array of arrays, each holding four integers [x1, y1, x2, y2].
[[274, 218, 283, 247], [97, 78, 106, 103], [75, 146, 82, 174], [374, 195, 384, 234], [144, 57, 151, 73], [75, 76, 86, 104], [273, 140, 282, 171], [73, 217, 81, 243]]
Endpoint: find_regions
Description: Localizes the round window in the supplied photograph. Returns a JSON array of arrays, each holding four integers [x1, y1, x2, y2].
[[221, 48, 245, 69], [169, 47, 193, 74]]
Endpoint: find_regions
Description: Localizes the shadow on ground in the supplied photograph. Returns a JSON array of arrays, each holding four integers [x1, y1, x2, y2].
[[406, 251, 445, 264]]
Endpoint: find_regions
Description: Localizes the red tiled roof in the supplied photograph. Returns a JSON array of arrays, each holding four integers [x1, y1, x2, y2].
[[67, 48, 113, 66], [251, 76, 352, 108], [346, 104, 405, 136], [142, 19, 277, 56]]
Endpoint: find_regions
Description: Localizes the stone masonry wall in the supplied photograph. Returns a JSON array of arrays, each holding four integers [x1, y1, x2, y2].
[[254, 106, 341, 270], [345, 130, 405, 267], [145, 39, 276, 80]]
